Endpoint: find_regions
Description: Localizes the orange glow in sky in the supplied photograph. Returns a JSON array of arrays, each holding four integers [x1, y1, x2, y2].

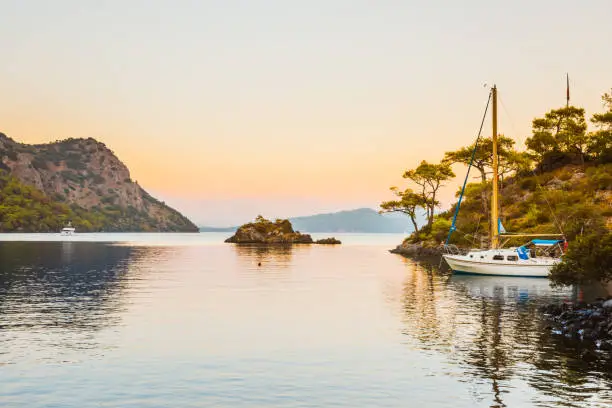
[[1, 1, 610, 224]]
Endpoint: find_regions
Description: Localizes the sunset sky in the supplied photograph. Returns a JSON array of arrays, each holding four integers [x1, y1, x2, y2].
[[1, 0, 611, 225]]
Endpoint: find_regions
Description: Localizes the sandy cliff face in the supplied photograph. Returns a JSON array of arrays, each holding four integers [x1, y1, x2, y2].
[[0, 133, 197, 232]]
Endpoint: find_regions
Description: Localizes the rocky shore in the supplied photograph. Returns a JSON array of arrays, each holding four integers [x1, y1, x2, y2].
[[389, 242, 444, 258], [225, 216, 341, 245], [314, 237, 342, 245], [542, 298, 612, 361]]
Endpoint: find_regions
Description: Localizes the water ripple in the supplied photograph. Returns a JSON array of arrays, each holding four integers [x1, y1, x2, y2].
[[0, 237, 610, 407]]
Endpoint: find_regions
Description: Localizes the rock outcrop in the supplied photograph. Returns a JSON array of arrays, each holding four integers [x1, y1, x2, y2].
[[0, 133, 197, 232], [389, 241, 443, 258], [225, 216, 341, 245], [315, 237, 342, 245], [541, 298, 612, 361]]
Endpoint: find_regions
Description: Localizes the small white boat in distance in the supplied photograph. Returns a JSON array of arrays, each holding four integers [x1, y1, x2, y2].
[[443, 239, 566, 277], [60, 222, 76, 236]]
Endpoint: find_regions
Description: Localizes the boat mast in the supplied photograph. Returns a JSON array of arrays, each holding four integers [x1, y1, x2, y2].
[[566, 73, 570, 107], [490, 85, 499, 249]]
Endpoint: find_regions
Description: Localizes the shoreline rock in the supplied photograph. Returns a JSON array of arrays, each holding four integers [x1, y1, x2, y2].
[[541, 298, 612, 360], [314, 237, 342, 245], [225, 216, 341, 245], [389, 242, 444, 258]]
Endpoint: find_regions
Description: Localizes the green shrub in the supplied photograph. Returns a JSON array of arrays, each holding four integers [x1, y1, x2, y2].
[[31, 157, 48, 170], [66, 158, 86, 170], [557, 167, 574, 181], [550, 230, 612, 285], [5, 149, 18, 161], [61, 171, 80, 183], [431, 218, 452, 243], [101, 195, 117, 204], [520, 177, 537, 191], [588, 165, 612, 190], [91, 174, 105, 184]]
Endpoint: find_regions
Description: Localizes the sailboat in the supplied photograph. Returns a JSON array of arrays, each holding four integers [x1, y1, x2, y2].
[[442, 85, 566, 277]]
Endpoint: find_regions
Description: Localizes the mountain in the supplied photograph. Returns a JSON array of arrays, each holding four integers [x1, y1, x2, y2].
[[0, 133, 198, 232], [289, 208, 418, 233], [199, 226, 237, 232], [200, 208, 420, 233]]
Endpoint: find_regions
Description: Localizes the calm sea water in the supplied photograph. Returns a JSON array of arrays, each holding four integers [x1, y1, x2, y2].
[[1, 233, 611, 407]]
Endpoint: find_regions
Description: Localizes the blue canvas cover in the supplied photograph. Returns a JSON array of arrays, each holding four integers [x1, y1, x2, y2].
[[516, 246, 529, 260], [531, 239, 563, 246]]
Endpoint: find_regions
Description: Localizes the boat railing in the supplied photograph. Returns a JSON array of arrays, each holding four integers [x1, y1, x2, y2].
[[442, 244, 467, 255]]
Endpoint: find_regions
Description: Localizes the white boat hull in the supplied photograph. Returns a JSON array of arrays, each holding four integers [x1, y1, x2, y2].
[[60, 227, 76, 236], [443, 254, 557, 277]]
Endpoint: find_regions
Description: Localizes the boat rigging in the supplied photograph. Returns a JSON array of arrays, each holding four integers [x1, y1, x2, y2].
[[442, 85, 566, 277]]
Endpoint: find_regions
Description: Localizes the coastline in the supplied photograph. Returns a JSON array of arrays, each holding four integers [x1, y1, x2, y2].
[[389, 242, 444, 258]]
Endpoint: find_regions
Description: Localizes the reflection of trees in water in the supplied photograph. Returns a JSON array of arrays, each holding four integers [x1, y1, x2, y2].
[[463, 298, 513, 408], [450, 277, 550, 405], [0, 242, 154, 340], [461, 278, 612, 406], [397, 263, 612, 406], [232, 244, 298, 270], [400, 263, 456, 349]]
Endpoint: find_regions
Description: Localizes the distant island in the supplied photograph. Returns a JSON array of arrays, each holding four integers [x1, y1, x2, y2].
[[225, 216, 341, 245], [201, 208, 419, 233], [199, 226, 238, 232], [0, 133, 198, 232]]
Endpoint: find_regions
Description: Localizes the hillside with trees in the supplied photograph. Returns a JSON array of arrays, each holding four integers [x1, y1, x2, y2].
[[0, 134, 198, 232], [382, 88, 612, 283]]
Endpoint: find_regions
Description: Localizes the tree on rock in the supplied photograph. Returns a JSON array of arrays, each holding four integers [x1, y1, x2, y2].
[[402, 160, 454, 227], [380, 187, 426, 233]]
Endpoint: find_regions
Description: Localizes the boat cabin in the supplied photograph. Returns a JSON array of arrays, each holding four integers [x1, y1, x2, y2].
[[463, 239, 566, 263]]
